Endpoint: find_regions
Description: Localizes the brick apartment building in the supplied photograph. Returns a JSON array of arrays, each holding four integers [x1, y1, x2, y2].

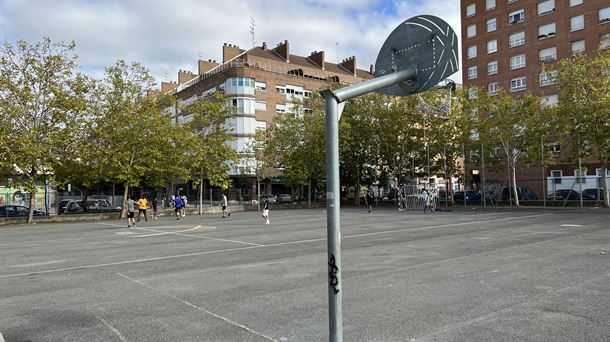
[[460, 0, 610, 199], [159, 40, 373, 196]]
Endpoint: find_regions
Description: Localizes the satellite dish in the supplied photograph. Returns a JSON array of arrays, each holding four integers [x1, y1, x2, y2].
[[374, 15, 459, 96]]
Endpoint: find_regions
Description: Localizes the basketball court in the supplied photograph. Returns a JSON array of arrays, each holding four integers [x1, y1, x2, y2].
[[1, 208, 608, 341]]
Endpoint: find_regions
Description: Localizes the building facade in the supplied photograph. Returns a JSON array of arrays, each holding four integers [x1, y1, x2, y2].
[[460, 0, 610, 199], [160, 40, 373, 196]]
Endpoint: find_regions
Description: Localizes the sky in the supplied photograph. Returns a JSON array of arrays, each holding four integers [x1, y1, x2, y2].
[[1, 0, 463, 87]]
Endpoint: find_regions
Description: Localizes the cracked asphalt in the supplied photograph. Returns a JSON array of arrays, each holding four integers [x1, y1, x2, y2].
[[0, 207, 608, 341]]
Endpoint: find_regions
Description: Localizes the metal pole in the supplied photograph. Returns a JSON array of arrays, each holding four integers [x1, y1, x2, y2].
[[578, 157, 583, 210], [481, 140, 486, 208], [463, 144, 466, 209], [320, 68, 417, 342], [542, 137, 546, 208], [322, 93, 343, 342]]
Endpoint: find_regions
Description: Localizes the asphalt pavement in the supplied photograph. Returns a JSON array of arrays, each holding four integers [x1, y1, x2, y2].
[[0, 207, 608, 341]]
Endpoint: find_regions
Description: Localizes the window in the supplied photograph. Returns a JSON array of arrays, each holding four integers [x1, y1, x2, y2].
[[600, 7, 610, 23], [275, 86, 285, 94], [571, 40, 585, 55], [508, 9, 524, 24], [601, 33, 610, 49], [538, 23, 556, 39], [551, 170, 562, 183], [509, 31, 525, 47], [487, 60, 498, 75], [487, 18, 497, 32], [539, 71, 557, 86], [510, 76, 526, 91], [488, 82, 498, 95], [467, 45, 477, 59], [570, 15, 584, 31], [466, 4, 476, 17], [275, 104, 286, 113], [569, 0, 582, 7], [467, 24, 477, 38], [541, 94, 558, 107], [256, 120, 267, 131], [467, 66, 478, 79], [255, 81, 266, 91], [304, 91, 311, 98], [537, 0, 554, 16], [486, 0, 496, 10], [487, 40, 498, 53], [539, 47, 557, 62], [510, 54, 526, 69], [255, 101, 267, 111]]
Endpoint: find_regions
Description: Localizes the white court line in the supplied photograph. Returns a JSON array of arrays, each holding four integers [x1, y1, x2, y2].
[[561, 224, 582, 227], [98, 222, 125, 228], [11, 259, 66, 268], [87, 308, 128, 342], [132, 226, 263, 246], [116, 273, 278, 342], [1, 213, 554, 279], [133, 225, 204, 237]]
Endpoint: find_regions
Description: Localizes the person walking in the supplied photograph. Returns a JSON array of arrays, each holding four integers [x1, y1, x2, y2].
[[126, 196, 137, 228], [365, 190, 374, 214], [137, 195, 148, 222], [174, 195, 184, 220], [181, 195, 187, 217], [151, 196, 158, 220], [261, 197, 270, 224], [221, 192, 230, 218], [422, 188, 433, 213]]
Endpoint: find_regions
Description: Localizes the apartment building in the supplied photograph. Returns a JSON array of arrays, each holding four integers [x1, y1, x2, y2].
[[159, 40, 373, 195], [460, 0, 610, 198]]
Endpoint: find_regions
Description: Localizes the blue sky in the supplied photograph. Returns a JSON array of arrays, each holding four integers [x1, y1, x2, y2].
[[1, 0, 462, 86]]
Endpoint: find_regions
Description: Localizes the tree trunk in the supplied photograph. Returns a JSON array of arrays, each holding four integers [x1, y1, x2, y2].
[[257, 178, 261, 211], [27, 186, 36, 224], [121, 183, 129, 219], [307, 178, 312, 208], [601, 158, 609, 208], [511, 166, 520, 207], [199, 168, 204, 215]]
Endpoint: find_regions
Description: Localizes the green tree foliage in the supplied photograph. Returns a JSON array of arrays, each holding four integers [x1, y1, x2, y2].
[[184, 92, 238, 211], [0, 38, 90, 222], [270, 93, 326, 207], [474, 87, 547, 206], [551, 49, 610, 207], [85, 60, 177, 215]]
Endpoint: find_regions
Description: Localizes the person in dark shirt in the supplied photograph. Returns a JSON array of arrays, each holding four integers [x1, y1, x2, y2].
[[365, 190, 374, 214], [261, 197, 270, 224]]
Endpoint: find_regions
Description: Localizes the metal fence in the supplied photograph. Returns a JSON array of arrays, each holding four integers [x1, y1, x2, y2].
[[398, 184, 440, 211], [0, 189, 58, 214]]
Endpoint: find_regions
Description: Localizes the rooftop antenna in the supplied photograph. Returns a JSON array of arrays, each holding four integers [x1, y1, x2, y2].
[[249, 17, 257, 48], [335, 42, 339, 63]]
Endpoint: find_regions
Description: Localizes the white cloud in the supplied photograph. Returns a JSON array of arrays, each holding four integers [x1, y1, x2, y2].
[[1, 0, 462, 86]]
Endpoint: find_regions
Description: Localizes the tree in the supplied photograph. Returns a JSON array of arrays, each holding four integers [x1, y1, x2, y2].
[[246, 130, 278, 210], [476, 88, 547, 207], [86, 60, 176, 216], [185, 92, 238, 213], [269, 93, 326, 207], [0, 38, 90, 222], [551, 49, 610, 207]]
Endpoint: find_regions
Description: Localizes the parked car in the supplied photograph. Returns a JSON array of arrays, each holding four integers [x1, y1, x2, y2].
[[581, 188, 604, 200], [59, 199, 122, 214], [0, 205, 47, 217], [259, 194, 277, 204], [548, 189, 580, 201], [277, 194, 293, 203], [453, 190, 482, 203], [501, 187, 538, 202]]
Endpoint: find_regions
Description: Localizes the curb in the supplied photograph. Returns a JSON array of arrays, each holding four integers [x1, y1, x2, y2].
[[0, 332, 5, 342]]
